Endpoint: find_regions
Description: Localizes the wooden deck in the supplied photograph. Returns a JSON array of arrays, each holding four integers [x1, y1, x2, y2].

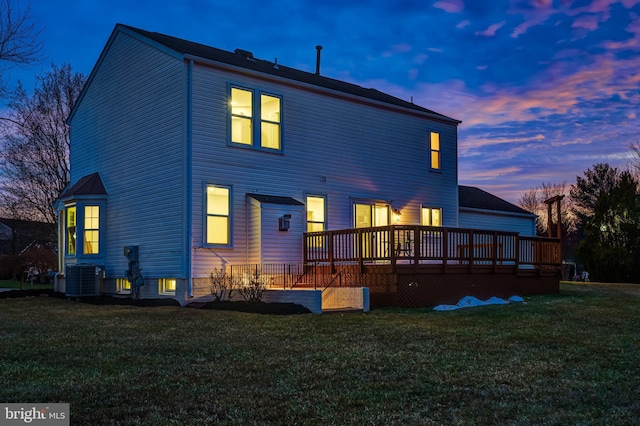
[[227, 226, 561, 308], [304, 224, 562, 275]]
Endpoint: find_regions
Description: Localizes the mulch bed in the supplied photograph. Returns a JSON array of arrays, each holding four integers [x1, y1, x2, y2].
[[0, 289, 311, 314]]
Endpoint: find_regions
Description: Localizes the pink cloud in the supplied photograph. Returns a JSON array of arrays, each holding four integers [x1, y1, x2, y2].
[[456, 20, 471, 29], [433, 0, 464, 13], [572, 15, 600, 30], [602, 38, 638, 49], [475, 21, 506, 37]]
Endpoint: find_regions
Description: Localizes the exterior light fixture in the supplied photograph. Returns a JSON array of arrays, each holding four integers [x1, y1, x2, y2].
[[279, 214, 292, 231]]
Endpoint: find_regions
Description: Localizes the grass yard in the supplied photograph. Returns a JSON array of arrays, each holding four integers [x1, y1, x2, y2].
[[1, 283, 639, 425], [0, 278, 54, 290]]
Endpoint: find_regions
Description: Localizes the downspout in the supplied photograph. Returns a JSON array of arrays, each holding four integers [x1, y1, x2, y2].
[[186, 59, 194, 298]]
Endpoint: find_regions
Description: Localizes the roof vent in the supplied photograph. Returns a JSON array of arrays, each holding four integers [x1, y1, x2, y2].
[[234, 48, 254, 60]]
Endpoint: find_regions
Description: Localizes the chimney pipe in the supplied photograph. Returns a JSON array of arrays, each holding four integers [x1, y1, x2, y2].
[[315, 45, 323, 75]]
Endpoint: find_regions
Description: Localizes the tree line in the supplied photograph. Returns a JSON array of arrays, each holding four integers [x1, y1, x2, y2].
[[518, 159, 640, 284]]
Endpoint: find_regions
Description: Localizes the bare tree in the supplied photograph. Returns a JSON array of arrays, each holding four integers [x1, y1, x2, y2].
[[631, 141, 640, 180], [0, 63, 86, 222], [0, 0, 43, 95], [518, 181, 578, 235]]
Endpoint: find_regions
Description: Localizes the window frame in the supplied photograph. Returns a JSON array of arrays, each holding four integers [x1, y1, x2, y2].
[[66, 205, 77, 256], [228, 84, 283, 153], [204, 183, 233, 247], [421, 206, 443, 227], [83, 205, 100, 255], [306, 195, 327, 233], [158, 278, 176, 296], [429, 131, 441, 171], [116, 278, 131, 294]]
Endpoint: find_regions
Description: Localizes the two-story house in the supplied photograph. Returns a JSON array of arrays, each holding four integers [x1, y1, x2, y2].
[[55, 24, 554, 310]]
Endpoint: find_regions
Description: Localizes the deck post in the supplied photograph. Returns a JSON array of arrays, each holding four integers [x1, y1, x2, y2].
[[328, 232, 335, 274], [412, 225, 420, 266], [442, 228, 448, 273], [468, 229, 474, 273], [515, 234, 520, 275], [492, 231, 498, 273]]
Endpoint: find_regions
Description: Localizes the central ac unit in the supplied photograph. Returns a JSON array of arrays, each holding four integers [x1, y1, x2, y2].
[[66, 264, 104, 297]]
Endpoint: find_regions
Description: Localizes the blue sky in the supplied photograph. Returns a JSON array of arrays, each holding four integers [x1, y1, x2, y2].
[[7, 0, 640, 202]]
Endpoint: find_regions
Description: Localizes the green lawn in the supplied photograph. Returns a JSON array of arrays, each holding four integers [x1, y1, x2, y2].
[[0, 279, 54, 290], [1, 283, 639, 425]]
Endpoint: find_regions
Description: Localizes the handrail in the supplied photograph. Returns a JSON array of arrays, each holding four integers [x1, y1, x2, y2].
[[321, 269, 344, 294], [304, 224, 562, 271]]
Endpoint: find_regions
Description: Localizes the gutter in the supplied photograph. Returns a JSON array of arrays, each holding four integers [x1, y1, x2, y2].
[[182, 53, 461, 126], [186, 59, 194, 298]]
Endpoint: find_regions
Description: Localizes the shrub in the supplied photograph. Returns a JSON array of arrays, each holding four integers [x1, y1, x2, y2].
[[238, 268, 267, 303], [208, 267, 238, 301]]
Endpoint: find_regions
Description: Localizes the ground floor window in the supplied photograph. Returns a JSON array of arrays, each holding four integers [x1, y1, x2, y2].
[[354, 203, 389, 228], [66, 206, 77, 256], [158, 278, 176, 295], [116, 278, 131, 294], [84, 205, 100, 254], [421, 206, 442, 226], [206, 185, 231, 245]]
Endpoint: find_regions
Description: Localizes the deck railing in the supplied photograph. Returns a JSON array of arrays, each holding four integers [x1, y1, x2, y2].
[[304, 225, 561, 272]]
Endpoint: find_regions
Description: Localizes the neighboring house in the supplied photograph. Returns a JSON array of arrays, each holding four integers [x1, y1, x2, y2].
[[458, 186, 537, 236], [0, 218, 56, 256], [55, 24, 557, 307]]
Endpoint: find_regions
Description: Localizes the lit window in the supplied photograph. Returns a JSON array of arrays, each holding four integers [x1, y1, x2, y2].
[[207, 185, 230, 245], [84, 205, 100, 254], [66, 206, 76, 256], [231, 88, 253, 145], [116, 278, 131, 294], [421, 207, 442, 227], [430, 132, 441, 170], [306, 196, 326, 232], [229, 86, 282, 151], [354, 203, 389, 228], [306, 196, 326, 248], [261, 94, 281, 149], [159, 278, 176, 295]]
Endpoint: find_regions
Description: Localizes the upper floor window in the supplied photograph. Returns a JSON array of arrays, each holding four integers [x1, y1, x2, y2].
[[229, 86, 282, 151], [261, 94, 281, 149], [231, 87, 253, 145], [206, 185, 231, 245], [84, 206, 100, 254], [430, 131, 441, 170], [421, 206, 442, 227]]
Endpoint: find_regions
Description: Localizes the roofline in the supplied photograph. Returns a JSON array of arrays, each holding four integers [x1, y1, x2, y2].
[[67, 24, 185, 124], [69, 23, 461, 126], [459, 206, 536, 219], [184, 53, 461, 125]]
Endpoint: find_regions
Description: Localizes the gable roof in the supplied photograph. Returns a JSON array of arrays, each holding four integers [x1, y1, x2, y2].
[[115, 24, 459, 125], [59, 172, 107, 199], [458, 186, 533, 216]]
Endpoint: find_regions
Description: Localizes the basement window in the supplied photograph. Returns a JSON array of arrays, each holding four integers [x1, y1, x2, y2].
[[159, 278, 176, 295], [116, 278, 131, 294]]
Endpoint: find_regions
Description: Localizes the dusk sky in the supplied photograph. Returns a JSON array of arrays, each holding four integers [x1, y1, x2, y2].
[[6, 0, 640, 202]]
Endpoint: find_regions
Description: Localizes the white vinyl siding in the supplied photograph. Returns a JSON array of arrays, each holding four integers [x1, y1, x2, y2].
[[190, 60, 458, 275], [68, 30, 186, 280], [459, 209, 536, 236]]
